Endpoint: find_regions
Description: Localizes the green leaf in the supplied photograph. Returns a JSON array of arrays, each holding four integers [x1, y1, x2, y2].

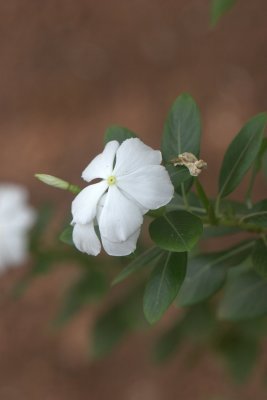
[[104, 125, 137, 144], [143, 252, 187, 324], [153, 319, 182, 362], [162, 93, 201, 161], [59, 225, 74, 246], [154, 304, 215, 362], [218, 113, 267, 198], [220, 199, 248, 217], [241, 200, 267, 228], [202, 225, 241, 239], [12, 257, 53, 298], [166, 165, 192, 190], [218, 270, 267, 320], [93, 306, 130, 359], [252, 137, 267, 175], [149, 210, 203, 252], [167, 192, 205, 216], [216, 333, 259, 382], [92, 286, 144, 358], [177, 241, 253, 306], [112, 246, 162, 286], [161, 93, 201, 189], [54, 269, 107, 327], [210, 0, 237, 27], [180, 304, 216, 341], [29, 203, 54, 250], [252, 239, 267, 278]]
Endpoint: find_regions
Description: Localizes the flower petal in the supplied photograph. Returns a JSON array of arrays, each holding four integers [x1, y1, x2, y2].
[[102, 228, 140, 256], [113, 138, 162, 176], [0, 230, 28, 270], [0, 184, 28, 215], [82, 141, 119, 182], [72, 223, 101, 256], [117, 165, 174, 210], [71, 180, 108, 224], [98, 185, 143, 242]]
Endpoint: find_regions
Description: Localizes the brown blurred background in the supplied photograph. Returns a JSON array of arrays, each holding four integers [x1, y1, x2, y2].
[[0, 0, 267, 399]]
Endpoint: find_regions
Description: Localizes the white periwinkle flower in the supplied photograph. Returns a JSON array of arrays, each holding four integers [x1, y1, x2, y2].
[[71, 138, 174, 256], [0, 184, 36, 273]]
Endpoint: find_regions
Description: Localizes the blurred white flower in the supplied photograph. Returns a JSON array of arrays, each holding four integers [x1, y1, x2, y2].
[[0, 184, 36, 272], [72, 138, 174, 256]]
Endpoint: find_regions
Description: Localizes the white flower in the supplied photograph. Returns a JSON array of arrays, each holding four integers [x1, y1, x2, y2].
[[71, 138, 174, 256], [0, 184, 36, 273]]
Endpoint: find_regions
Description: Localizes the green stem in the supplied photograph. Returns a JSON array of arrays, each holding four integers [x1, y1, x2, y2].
[[215, 195, 221, 217], [68, 184, 81, 195], [181, 183, 190, 211], [195, 178, 217, 224]]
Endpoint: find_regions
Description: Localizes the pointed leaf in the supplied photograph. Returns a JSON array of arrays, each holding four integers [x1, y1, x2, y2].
[[54, 269, 107, 327], [59, 225, 74, 245], [149, 210, 203, 252], [241, 200, 267, 228], [252, 239, 267, 278], [218, 271, 267, 320], [218, 113, 267, 198], [161, 93, 201, 189], [112, 246, 162, 286], [178, 241, 253, 306], [210, 0, 237, 27], [104, 125, 137, 144], [217, 333, 259, 382], [143, 252, 187, 324]]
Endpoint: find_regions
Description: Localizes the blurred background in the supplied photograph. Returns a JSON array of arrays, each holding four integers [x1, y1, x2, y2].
[[0, 0, 267, 399]]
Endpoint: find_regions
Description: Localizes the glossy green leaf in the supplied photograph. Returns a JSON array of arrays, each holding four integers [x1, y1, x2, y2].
[[143, 252, 187, 324], [149, 211, 203, 252], [161, 93, 201, 190], [162, 93, 201, 161], [210, 0, 237, 27], [112, 246, 162, 286], [252, 240, 267, 278], [218, 113, 267, 198], [59, 225, 74, 246], [104, 125, 137, 144], [54, 269, 107, 327], [166, 164, 192, 190], [218, 271, 267, 320], [167, 192, 205, 216], [178, 241, 253, 306], [252, 137, 267, 175]]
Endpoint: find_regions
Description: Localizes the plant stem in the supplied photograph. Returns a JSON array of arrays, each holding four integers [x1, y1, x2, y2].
[[181, 183, 190, 211], [195, 178, 217, 224], [215, 195, 221, 218]]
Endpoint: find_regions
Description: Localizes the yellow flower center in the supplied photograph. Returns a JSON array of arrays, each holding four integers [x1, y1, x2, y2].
[[107, 175, 117, 186]]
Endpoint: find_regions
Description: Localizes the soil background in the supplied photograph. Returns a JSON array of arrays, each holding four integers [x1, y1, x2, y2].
[[0, 1, 267, 399]]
